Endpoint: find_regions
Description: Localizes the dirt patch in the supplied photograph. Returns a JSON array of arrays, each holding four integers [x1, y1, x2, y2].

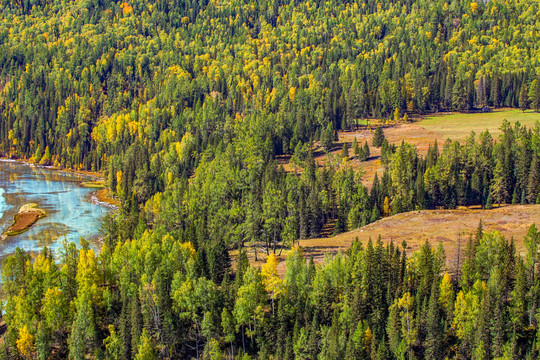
[[4, 203, 47, 236]]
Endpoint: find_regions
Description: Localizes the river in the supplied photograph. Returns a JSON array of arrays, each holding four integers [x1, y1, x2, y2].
[[0, 160, 110, 263]]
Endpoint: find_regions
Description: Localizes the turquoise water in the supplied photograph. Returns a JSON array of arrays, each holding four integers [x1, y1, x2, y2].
[[0, 160, 110, 261]]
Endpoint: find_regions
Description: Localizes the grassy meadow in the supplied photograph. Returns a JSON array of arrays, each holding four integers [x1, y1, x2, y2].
[[298, 204, 540, 269], [420, 108, 540, 140]]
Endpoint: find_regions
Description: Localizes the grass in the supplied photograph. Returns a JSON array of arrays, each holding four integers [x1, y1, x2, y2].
[[351, 119, 374, 127], [80, 181, 105, 189], [420, 108, 540, 141], [298, 205, 540, 271]]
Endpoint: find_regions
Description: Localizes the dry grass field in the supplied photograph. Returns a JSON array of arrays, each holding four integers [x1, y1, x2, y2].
[[298, 204, 540, 271], [233, 205, 540, 275]]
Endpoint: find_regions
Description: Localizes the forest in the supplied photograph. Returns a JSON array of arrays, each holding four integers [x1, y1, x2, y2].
[[1, 0, 540, 357], [3, 223, 540, 359]]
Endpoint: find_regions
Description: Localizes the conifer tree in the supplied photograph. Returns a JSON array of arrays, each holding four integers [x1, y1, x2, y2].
[[372, 127, 385, 148], [341, 143, 349, 159], [131, 293, 143, 358], [352, 137, 359, 158], [322, 122, 334, 151], [520, 85, 529, 112], [528, 154, 539, 203], [533, 76, 540, 111], [363, 141, 370, 160], [425, 282, 443, 360]]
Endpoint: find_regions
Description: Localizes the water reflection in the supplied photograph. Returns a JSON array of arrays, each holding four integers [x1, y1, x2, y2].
[[0, 160, 109, 264]]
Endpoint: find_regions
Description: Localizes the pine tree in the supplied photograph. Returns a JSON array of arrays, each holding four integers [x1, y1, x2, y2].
[[33, 143, 42, 163], [520, 85, 529, 112], [118, 297, 131, 360], [444, 73, 453, 109], [485, 189, 493, 209], [372, 127, 385, 148], [307, 312, 320, 358], [363, 141, 370, 160], [425, 282, 443, 359], [535, 75, 540, 111], [415, 170, 426, 209], [370, 206, 380, 223], [352, 137, 359, 158], [208, 238, 231, 283], [491, 74, 500, 107], [235, 248, 250, 288], [511, 259, 528, 332], [39, 146, 52, 165], [341, 142, 349, 159], [374, 337, 392, 360], [528, 154, 539, 203], [131, 293, 143, 359], [322, 122, 334, 151], [68, 293, 97, 360], [326, 309, 342, 359]]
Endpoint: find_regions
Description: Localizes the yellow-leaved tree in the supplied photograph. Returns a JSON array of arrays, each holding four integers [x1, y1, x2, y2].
[[261, 253, 284, 316], [383, 196, 391, 217], [439, 272, 455, 319], [16, 325, 34, 358]]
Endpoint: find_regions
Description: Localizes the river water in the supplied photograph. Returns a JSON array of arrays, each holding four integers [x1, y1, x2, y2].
[[0, 160, 110, 262]]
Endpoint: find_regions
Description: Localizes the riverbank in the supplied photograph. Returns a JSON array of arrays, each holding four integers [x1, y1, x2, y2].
[[92, 189, 120, 209], [3, 203, 47, 237], [0, 156, 103, 181], [0, 157, 120, 209]]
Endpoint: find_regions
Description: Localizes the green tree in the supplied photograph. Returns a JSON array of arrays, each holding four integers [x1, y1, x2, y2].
[[233, 267, 266, 348], [372, 127, 386, 148], [221, 309, 236, 358], [68, 292, 97, 360], [520, 85, 529, 112], [104, 325, 122, 360], [352, 137, 359, 158], [425, 282, 444, 360], [134, 329, 157, 360], [322, 122, 334, 151], [341, 142, 349, 159], [529, 78, 540, 111]]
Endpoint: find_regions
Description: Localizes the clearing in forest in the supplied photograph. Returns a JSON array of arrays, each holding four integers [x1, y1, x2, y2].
[[305, 108, 540, 187], [298, 204, 540, 272], [236, 205, 540, 276], [420, 108, 540, 141]]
